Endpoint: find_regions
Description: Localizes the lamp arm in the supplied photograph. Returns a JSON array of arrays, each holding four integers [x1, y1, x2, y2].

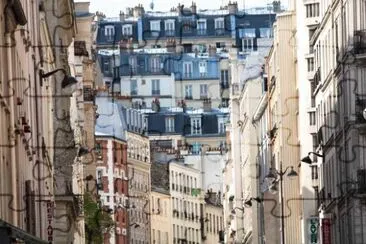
[[41, 68, 66, 78], [309, 152, 324, 157]]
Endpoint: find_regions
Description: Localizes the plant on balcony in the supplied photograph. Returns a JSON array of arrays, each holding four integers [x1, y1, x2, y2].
[[84, 192, 115, 244]]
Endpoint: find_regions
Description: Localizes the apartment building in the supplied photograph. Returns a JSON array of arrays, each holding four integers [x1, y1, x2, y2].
[[126, 127, 151, 244], [267, 11, 301, 244], [150, 188, 171, 244], [204, 191, 225, 244], [299, 0, 366, 242]]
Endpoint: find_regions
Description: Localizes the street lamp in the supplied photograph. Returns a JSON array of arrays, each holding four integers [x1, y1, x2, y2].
[[129, 223, 140, 228], [231, 207, 244, 215], [39, 68, 78, 88], [300, 152, 324, 165], [265, 162, 298, 244], [243, 197, 262, 207]]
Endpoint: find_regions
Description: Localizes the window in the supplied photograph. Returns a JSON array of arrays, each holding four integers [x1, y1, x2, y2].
[[259, 28, 273, 38], [215, 18, 225, 29], [150, 20, 161, 36], [218, 119, 225, 134], [199, 61, 207, 77], [192, 142, 201, 154], [103, 60, 110, 73], [104, 25, 115, 39], [183, 62, 193, 78], [122, 24, 132, 36], [165, 117, 175, 132], [200, 84, 208, 99], [221, 70, 229, 88], [307, 57, 314, 72], [185, 85, 192, 99], [130, 80, 137, 95], [239, 28, 255, 38], [197, 19, 207, 35], [311, 165, 318, 179], [242, 38, 254, 52], [165, 20, 175, 35], [129, 56, 137, 73], [150, 56, 161, 73], [152, 79, 160, 95], [191, 117, 202, 135], [97, 169, 103, 182], [309, 111, 316, 125], [306, 3, 319, 18]]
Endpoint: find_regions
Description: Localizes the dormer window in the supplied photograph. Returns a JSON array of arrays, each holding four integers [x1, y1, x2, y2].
[[165, 19, 175, 36], [104, 25, 115, 40], [165, 117, 175, 133], [191, 117, 202, 135], [122, 24, 132, 36], [150, 20, 161, 37], [197, 19, 207, 35]]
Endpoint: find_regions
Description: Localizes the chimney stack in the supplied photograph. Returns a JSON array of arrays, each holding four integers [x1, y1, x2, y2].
[[203, 98, 212, 112], [119, 11, 125, 21], [191, 2, 197, 14], [272, 1, 281, 12], [208, 45, 217, 57], [177, 3, 183, 16], [133, 4, 145, 18], [228, 1, 238, 14]]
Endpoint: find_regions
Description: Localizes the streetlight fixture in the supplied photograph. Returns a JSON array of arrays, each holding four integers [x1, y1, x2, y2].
[[300, 152, 324, 165], [129, 223, 140, 228], [265, 162, 298, 244], [39, 68, 78, 88], [243, 197, 262, 207], [231, 207, 244, 215]]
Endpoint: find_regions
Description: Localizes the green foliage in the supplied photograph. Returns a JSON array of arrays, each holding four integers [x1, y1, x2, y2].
[[84, 192, 115, 244]]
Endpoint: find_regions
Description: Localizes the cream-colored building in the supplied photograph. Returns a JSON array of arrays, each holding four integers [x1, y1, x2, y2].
[[266, 10, 301, 244], [150, 189, 171, 244], [204, 192, 225, 244]]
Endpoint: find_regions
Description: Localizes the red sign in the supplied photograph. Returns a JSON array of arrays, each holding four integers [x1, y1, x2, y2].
[[322, 218, 331, 244]]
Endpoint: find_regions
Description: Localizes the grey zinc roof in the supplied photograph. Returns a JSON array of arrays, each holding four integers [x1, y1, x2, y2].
[[95, 94, 127, 141]]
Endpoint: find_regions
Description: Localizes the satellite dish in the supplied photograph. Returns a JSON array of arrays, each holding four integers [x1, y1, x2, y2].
[[363, 108, 366, 120]]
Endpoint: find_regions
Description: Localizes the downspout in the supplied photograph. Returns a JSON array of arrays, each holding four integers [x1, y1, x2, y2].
[[7, 34, 18, 226], [33, 56, 42, 238]]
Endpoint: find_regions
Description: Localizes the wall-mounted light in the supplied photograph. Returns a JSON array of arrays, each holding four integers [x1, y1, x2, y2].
[[301, 152, 324, 165], [39, 68, 77, 88]]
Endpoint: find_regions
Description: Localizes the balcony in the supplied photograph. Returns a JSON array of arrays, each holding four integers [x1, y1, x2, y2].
[[197, 29, 207, 36], [215, 28, 225, 36], [354, 30, 366, 56]]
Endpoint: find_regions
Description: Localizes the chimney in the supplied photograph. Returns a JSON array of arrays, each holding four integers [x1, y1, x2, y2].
[[177, 3, 183, 16], [228, 1, 238, 14], [167, 38, 176, 53], [133, 4, 145, 18], [272, 1, 281, 12], [208, 45, 217, 57], [75, 2, 90, 13], [203, 98, 212, 112], [126, 7, 133, 17], [119, 11, 125, 21], [191, 2, 197, 14]]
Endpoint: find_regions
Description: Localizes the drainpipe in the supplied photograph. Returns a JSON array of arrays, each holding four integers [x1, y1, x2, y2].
[[7, 33, 18, 226]]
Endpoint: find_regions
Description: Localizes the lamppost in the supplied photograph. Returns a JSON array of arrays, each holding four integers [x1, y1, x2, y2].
[[39, 68, 78, 88], [265, 162, 298, 244]]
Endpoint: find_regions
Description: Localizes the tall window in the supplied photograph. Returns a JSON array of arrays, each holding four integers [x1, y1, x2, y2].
[[165, 117, 175, 132], [129, 56, 137, 73], [151, 79, 160, 95], [242, 38, 254, 52], [197, 19, 207, 35], [215, 18, 225, 29], [150, 20, 161, 36], [183, 62, 193, 78], [185, 85, 192, 99], [191, 117, 202, 135], [200, 84, 208, 99], [104, 25, 115, 40], [221, 70, 229, 88], [150, 56, 161, 73], [165, 20, 175, 36], [130, 80, 137, 95], [122, 24, 132, 36], [199, 61, 207, 77], [218, 118, 225, 134]]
